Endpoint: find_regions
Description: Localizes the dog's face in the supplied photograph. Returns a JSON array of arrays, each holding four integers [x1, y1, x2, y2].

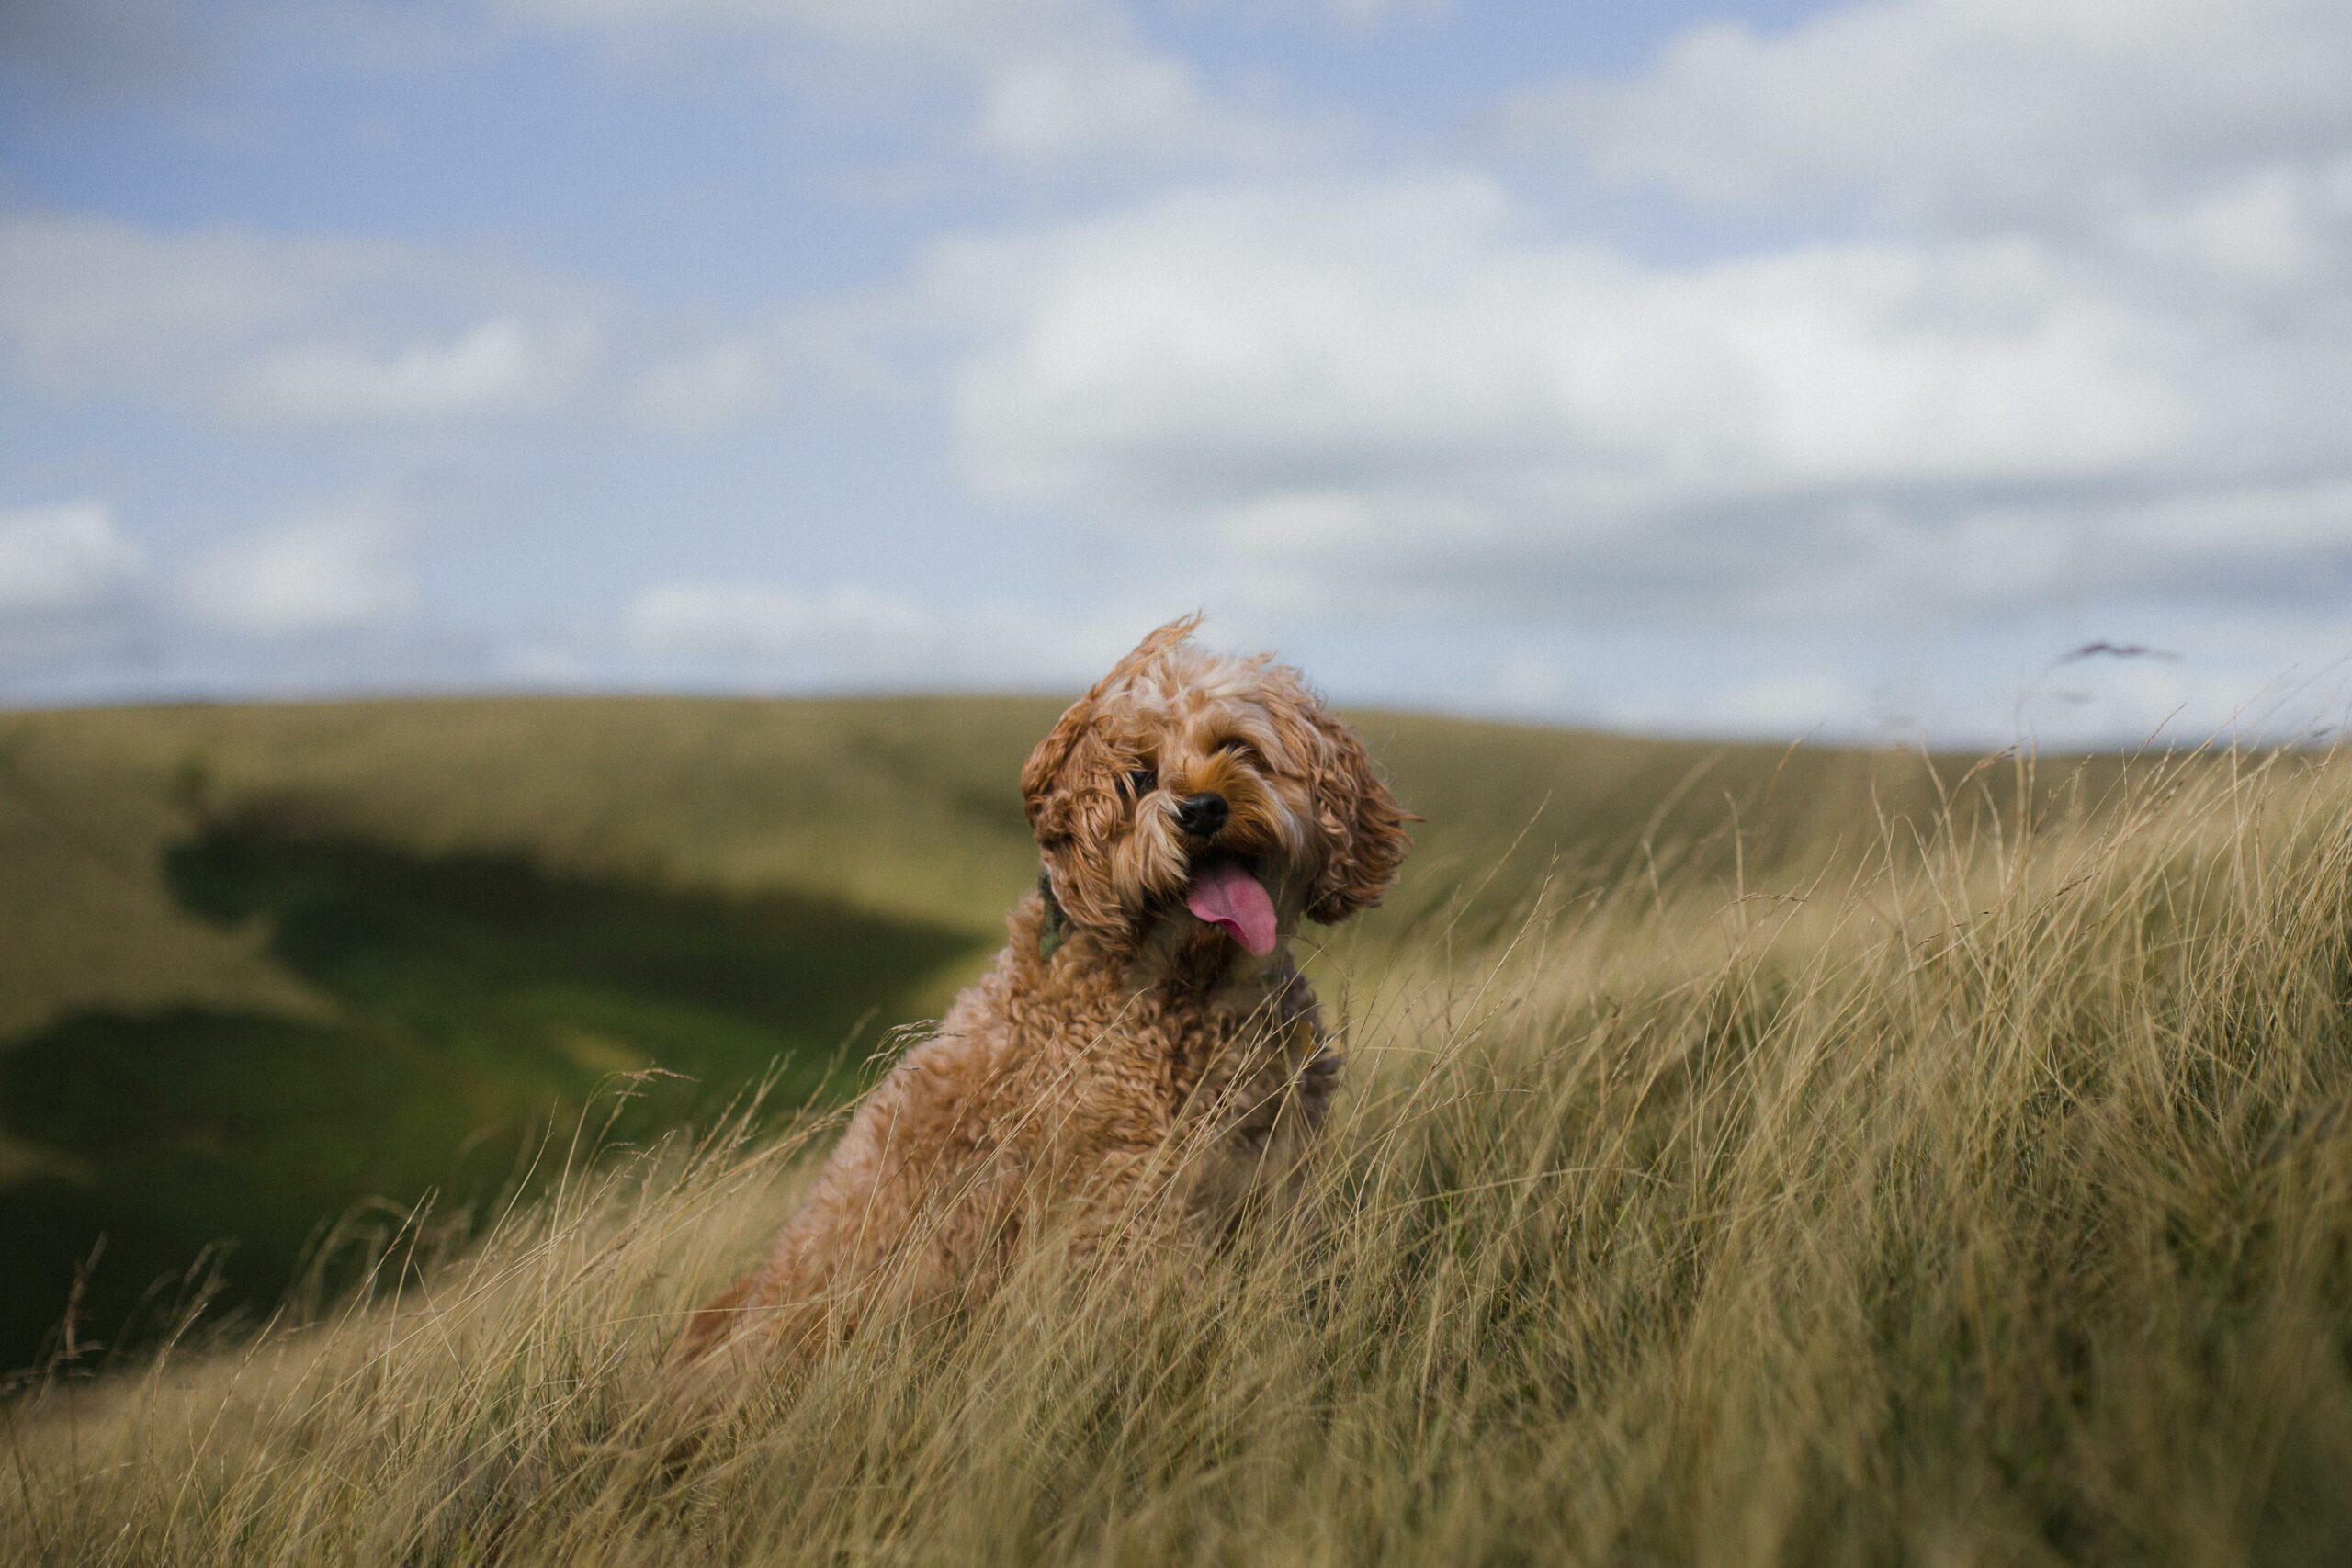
[[1021, 618, 1409, 960]]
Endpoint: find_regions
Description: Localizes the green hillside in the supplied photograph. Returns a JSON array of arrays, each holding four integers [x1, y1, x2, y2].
[[0, 695, 2097, 1375]]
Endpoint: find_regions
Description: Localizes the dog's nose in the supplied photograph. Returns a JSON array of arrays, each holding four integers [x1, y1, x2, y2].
[[1174, 792, 1228, 838]]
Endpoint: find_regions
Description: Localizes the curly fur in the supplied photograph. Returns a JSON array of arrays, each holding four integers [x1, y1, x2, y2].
[[670, 618, 1409, 1387]]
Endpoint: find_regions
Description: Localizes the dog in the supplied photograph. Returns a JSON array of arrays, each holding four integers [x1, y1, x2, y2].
[[670, 617, 1408, 1387]]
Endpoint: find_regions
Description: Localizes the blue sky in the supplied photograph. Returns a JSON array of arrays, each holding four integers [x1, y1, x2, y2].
[[5, 0, 2350, 745]]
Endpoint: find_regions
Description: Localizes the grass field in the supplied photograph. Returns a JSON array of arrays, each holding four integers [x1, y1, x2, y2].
[[0, 694, 2014, 1376], [10, 699, 2337, 1565]]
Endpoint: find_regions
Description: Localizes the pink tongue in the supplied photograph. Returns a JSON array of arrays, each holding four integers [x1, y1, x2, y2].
[[1184, 861, 1279, 955]]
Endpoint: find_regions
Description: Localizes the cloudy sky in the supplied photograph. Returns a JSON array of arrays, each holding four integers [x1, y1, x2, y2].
[[5, 0, 2350, 745]]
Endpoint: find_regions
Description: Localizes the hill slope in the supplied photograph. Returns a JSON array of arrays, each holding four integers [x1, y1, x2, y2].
[[4, 722, 2344, 1566], [0, 695, 2091, 1371]]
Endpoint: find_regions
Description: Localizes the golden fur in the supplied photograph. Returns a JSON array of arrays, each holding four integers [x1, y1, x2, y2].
[[670, 618, 1409, 1387]]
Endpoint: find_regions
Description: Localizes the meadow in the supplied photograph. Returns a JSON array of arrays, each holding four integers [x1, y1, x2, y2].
[[0, 695, 1961, 1374], [6, 697, 2348, 1564]]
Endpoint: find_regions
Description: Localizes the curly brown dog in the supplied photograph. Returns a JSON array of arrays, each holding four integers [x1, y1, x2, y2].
[[670, 617, 1408, 1387]]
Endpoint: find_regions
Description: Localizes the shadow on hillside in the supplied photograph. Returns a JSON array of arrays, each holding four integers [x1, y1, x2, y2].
[[0, 810, 989, 1380]]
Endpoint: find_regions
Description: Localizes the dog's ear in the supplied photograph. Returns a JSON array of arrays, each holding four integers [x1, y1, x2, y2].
[[1021, 694, 1093, 840], [1021, 615, 1202, 840], [1300, 704, 1410, 925]]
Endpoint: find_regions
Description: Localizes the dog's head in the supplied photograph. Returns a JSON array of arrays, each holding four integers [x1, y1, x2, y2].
[[1021, 616, 1409, 962]]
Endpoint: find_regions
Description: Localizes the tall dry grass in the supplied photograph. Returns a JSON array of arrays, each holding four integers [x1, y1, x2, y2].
[[7, 746, 2352, 1566]]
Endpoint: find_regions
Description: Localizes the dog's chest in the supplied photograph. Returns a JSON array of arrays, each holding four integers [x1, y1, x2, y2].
[[1113, 986, 1336, 1195], [1161, 1003, 1336, 1224], [945, 946, 1337, 1217]]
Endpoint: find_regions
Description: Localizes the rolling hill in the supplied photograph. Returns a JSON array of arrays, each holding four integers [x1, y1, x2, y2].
[[0, 695, 2098, 1374]]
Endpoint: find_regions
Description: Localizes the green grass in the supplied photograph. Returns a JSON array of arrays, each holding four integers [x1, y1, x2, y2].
[[0, 696, 2117, 1381], [3, 734, 2346, 1565], [0, 812, 977, 1367]]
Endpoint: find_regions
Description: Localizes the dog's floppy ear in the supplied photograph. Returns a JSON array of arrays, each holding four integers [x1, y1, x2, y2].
[[1301, 704, 1410, 925], [1021, 615, 1202, 838], [1021, 694, 1093, 840]]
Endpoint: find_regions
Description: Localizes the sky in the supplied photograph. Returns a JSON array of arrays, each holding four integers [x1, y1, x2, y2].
[[3, 0, 2350, 747]]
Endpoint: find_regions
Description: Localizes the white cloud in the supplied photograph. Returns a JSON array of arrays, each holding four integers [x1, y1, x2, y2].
[[0, 502, 143, 616], [969, 47, 1289, 165], [2111, 162, 2352, 287], [498, 0, 1311, 166], [1512, 0, 2352, 229], [623, 581, 1147, 687], [0, 211, 373, 395], [220, 316, 598, 423], [0, 209, 608, 421], [866, 175, 2352, 630], [944, 180, 2204, 506], [0, 500, 149, 676], [180, 503, 419, 637]]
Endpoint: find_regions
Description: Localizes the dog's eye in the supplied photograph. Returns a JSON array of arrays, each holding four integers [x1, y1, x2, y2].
[[1125, 765, 1158, 797], [1214, 737, 1261, 764]]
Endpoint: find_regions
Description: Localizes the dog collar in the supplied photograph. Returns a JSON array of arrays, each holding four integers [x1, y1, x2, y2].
[[1036, 869, 1068, 960]]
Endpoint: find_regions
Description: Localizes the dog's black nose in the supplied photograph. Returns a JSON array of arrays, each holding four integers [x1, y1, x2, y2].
[[1174, 792, 1228, 838]]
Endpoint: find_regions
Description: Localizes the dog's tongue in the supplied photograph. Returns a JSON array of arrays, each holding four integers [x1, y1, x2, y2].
[[1184, 860, 1279, 955]]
